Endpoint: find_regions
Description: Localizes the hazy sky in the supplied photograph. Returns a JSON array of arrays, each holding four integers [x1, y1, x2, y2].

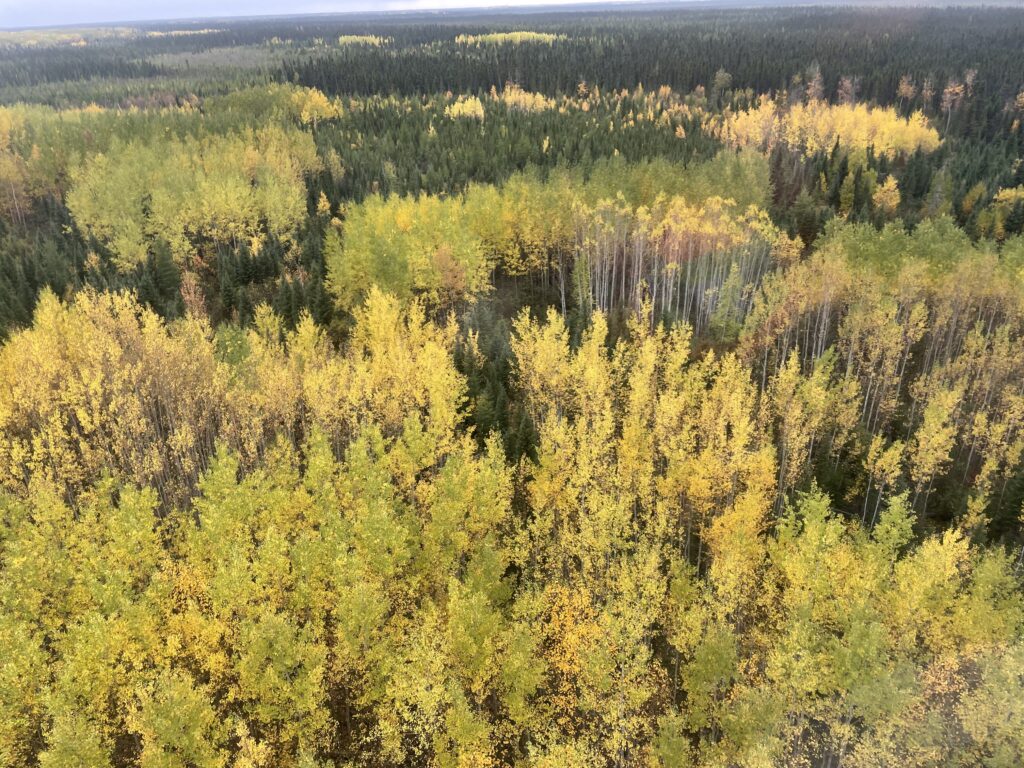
[[2, 0, 618, 29]]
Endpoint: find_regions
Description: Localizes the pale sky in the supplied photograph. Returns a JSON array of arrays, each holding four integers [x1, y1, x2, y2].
[[1, 0, 630, 29]]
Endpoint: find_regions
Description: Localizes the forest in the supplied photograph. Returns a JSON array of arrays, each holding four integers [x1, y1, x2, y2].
[[0, 4, 1023, 767]]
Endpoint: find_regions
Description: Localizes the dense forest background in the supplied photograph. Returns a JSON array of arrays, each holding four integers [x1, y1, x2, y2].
[[1, 5, 1024, 768]]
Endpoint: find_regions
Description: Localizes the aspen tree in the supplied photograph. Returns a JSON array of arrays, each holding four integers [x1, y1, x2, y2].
[[909, 386, 962, 513]]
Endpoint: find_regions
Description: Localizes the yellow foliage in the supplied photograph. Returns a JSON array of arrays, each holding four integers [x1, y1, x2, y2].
[[445, 95, 486, 121], [495, 83, 556, 112], [873, 175, 902, 215], [0, 285, 1022, 767], [455, 32, 563, 46], [337, 34, 388, 46], [724, 96, 941, 158]]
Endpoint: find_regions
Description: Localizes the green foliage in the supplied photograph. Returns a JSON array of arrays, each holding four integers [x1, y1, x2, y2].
[[327, 194, 489, 312], [67, 124, 319, 270]]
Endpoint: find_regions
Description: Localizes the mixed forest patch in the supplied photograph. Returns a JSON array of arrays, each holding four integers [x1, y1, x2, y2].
[[0, 6, 1023, 768]]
